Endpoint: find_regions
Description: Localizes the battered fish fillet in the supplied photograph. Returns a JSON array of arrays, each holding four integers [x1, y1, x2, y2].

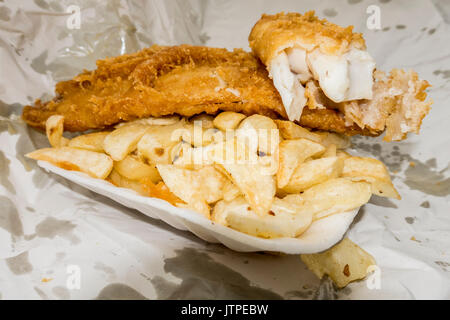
[[22, 44, 370, 135], [249, 11, 432, 141]]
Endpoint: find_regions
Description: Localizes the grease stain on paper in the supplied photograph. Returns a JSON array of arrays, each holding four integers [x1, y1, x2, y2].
[[34, 287, 49, 300], [33, 0, 62, 12], [352, 137, 450, 197], [52, 286, 71, 300], [285, 289, 315, 299], [369, 196, 398, 208], [0, 196, 24, 237], [5, 251, 33, 275], [435, 261, 450, 272], [56, 252, 66, 260], [323, 8, 338, 17], [31, 51, 55, 74], [433, 70, 450, 79], [96, 283, 147, 300], [404, 162, 450, 197], [0, 151, 16, 194], [0, 6, 10, 21], [313, 277, 338, 300], [34, 217, 80, 244], [0, 103, 49, 184], [420, 201, 430, 208], [150, 247, 283, 299], [34, 0, 50, 10], [404, 217, 416, 224]]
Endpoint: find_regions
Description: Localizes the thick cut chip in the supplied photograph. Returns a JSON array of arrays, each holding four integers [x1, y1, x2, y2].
[[337, 150, 351, 160], [239, 114, 278, 130], [114, 155, 161, 182], [211, 137, 278, 175], [257, 152, 279, 176], [26, 147, 113, 179], [277, 139, 325, 188], [181, 122, 218, 147], [104, 124, 149, 161], [321, 144, 337, 158], [222, 179, 242, 202], [156, 164, 226, 219], [177, 201, 211, 219], [212, 197, 312, 238], [190, 114, 215, 129], [282, 156, 344, 193], [316, 132, 350, 149], [169, 141, 193, 168], [170, 141, 215, 169], [284, 178, 372, 220], [212, 137, 276, 216], [156, 164, 199, 202], [46, 115, 68, 148], [275, 119, 323, 142], [219, 162, 276, 216], [210, 136, 252, 165], [197, 166, 228, 203], [108, 169, 147, 196], [237, 114, 279, 155], [275, 120, 350, 148], [203, 128, 225, 145], [211, 199, 232, 225], [68, 131, 109, 152], [137, 121, 187, 164], [301, 238, 377, 288], [213, 111, 246, 131], [342, 156, 400, 199], [156, 165, 227, 218]]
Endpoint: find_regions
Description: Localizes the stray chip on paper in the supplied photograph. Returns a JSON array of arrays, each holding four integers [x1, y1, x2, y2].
[[301, 238, 376, 288]]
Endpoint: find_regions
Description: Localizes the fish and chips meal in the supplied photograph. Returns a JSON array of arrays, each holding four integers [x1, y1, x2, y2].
[[22, 12, 431, 287]]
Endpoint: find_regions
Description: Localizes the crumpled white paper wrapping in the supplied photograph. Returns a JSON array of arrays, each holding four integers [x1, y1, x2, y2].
[[0, 0, 449, 300]]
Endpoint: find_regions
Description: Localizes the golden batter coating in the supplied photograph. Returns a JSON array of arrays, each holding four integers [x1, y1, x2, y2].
[[248, 11, 366, 65]]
